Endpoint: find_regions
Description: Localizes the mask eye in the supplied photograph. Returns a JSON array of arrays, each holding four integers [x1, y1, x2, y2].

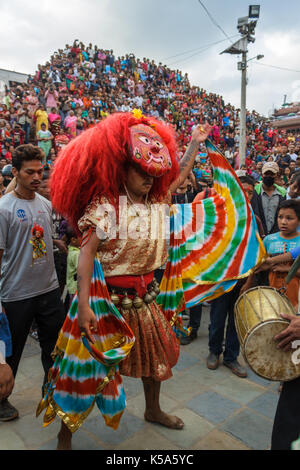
[[155, 141, 164, 149], [138, 135, 151, 145]]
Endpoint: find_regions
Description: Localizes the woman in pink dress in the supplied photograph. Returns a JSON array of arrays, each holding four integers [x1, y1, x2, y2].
[[25, 91, 39, 115], [45, 87, 59, 112], [64, 111, 77, 139], [48, 107, 61, 137]]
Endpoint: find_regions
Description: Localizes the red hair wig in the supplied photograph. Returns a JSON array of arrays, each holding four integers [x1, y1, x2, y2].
[[50, 112, 179, 232]]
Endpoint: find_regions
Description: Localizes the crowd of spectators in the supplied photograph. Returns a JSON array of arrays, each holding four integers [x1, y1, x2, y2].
[[0, 38, 300, 206], [0, 39, 299, 189]]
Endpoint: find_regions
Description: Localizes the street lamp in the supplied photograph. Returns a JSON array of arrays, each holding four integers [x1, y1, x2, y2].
[[249, 5, 260, 18], [245, 54, 264, 65], [221, 5, 261, 166]]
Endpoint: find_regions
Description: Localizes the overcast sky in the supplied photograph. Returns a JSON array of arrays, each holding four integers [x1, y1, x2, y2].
[[1, 0, 300, 116]]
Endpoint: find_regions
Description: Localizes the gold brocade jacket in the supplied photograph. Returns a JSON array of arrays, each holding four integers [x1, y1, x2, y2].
[[78, 195, 169, 277]]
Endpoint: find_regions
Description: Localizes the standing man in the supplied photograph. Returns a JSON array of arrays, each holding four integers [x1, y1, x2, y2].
[[206, 174, 265, 378], [0, 144, 65, 421], [171, 174, 203, 346], [206, 285, 247, 378], [251, 162, 286, 236]]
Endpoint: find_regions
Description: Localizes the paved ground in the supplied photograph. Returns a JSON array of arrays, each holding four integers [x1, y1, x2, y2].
[[0, 307, 280, 450]]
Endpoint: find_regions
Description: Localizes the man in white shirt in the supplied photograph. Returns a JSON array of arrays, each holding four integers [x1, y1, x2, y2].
[[288, 143, 298, 162]]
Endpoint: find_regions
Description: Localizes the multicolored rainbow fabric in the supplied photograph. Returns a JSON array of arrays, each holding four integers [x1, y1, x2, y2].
[[157, 139, 266, 322], [36, 258, 135, 433]]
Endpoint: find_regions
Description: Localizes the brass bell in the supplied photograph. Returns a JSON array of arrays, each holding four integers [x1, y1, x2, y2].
[[133, 295, 143, 309], [110, 290, 120, 306], [153, 284, 160, 295], [152, 279, 161, 295], [144, 292, 153, 304], [121, 293, 133, 310], [150, 290, 157, 300]]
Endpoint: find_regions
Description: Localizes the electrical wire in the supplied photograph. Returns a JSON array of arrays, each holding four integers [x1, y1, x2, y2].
[[253, 62, 300, 73], [166, 36, 238, 68], [197, 0, 234, 44], [163, 34, 239, 61]]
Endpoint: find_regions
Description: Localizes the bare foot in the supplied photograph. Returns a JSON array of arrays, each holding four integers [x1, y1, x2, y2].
[[144, 410, 184, 430], [57, 424, 72, 450]]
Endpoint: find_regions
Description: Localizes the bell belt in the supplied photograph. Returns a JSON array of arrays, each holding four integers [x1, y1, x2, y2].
[[106, 272, 161, 308], [106, 272, 154, 298]]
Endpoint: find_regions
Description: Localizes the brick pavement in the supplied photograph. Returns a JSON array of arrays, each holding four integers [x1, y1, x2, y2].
[[0, 307, 279, 450]]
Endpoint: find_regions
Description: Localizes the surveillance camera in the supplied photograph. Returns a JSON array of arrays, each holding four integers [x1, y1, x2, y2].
[[237, 16, 249, 27], [248, 20, 258, 34], [238, 25, 248, 35]]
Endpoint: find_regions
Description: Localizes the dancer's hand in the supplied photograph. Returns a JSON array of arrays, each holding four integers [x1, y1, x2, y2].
[[191, 122, 211, 144], [78, 306, 98, 344]]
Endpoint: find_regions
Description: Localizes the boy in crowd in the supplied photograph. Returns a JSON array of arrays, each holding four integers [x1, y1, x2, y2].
[[263, 200, 300, 310]]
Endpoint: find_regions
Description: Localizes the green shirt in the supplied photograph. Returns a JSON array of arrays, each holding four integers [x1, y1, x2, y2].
[[66, 246, 80, 295], [254, 182, 286, 197]]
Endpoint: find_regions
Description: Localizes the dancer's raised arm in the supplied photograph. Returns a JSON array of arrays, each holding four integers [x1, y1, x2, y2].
[[169, 122, 211, 193]]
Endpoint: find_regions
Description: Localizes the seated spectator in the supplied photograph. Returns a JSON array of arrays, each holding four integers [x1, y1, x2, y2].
[[45, 86, 59, 112], [35, 105, 48, 134], [64, 111, 77, 138], [287, 173, 300, 200], [48, 107, 61, 137], [37, 123, 53, 162]]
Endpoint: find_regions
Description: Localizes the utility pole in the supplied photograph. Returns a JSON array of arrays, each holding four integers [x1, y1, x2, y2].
[[221, 5, 261, 167], [239, 51, 247, 168]]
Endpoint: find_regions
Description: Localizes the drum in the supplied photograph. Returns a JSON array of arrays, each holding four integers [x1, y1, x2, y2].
[[234, 286, 300, 382]]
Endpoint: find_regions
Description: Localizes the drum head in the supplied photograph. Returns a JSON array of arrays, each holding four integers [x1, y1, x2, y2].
[[244, 320, 300, 382]]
